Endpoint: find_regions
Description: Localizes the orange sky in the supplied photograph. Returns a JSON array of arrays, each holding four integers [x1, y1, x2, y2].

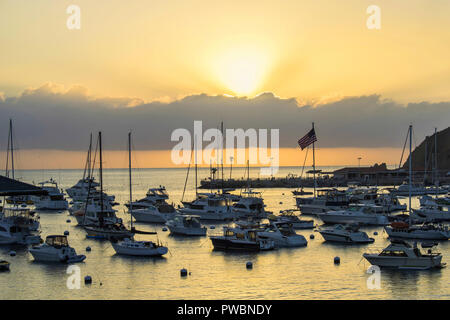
[[0, 147, 402, 170]]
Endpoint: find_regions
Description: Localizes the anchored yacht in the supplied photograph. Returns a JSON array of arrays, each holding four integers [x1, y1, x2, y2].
[[231, 190, 270, 219], [363, 240, 445, 269], [258, 221, 307, 248], [29, 235, 85, 263], [316, 204, 389, 226], [296, 189, 349, 215], [125, 186, 170, 210], [270, 210, 314, 229], [166, 215, 206, 236], [0, 207, 41, 245], [318, 224, 374, 243], [180, 193, 236, 221], [210, 225, 275, 251], [111, 237, 168, 257], [131, 203, 177, 223], [385, 222, 450, 240], [33, 179, 68, 210]]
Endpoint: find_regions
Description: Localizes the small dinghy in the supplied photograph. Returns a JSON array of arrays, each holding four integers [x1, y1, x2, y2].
[[0, 260, 10, 271]]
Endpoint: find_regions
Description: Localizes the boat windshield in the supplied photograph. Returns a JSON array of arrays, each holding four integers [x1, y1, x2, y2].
[[46, 235, 68, 247]]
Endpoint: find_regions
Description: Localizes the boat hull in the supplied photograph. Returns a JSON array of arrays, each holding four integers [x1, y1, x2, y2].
[[319, 231, 374, 243], [363, 254, 443, 269], [210, 237, 262, 251], [385, 226, 450, 240], [131, 210, 174, 223], [111, 243, 168, 256], [167, 225, 206, 236]]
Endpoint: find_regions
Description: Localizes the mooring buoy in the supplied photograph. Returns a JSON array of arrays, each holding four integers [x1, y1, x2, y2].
[[246, 261, 253, 269], [84, 275, 92, 284], [334, 256, 340, 264], [180, 268, 188, 277]]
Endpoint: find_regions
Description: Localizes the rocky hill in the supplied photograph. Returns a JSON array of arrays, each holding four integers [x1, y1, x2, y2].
[[403, 126, 450, 172]]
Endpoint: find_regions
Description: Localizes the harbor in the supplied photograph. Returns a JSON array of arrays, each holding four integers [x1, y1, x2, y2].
[[1, 164, 450, 299]]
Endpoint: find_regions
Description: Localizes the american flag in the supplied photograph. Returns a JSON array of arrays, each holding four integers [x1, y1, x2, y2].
[[298, 128, 317, 150]]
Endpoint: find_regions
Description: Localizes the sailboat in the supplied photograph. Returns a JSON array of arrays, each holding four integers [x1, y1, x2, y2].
[[83, 132, 132, 240], [180, 135, 236, 221], [110, 132, 168, 257], [385, 125, 450, 240]]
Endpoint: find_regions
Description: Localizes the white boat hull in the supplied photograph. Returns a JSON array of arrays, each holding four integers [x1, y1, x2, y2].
[[131, 210, 175, 223], [112, 242, 168, 256], [317, 213, 389, 226], [385, 226, 450, 240]]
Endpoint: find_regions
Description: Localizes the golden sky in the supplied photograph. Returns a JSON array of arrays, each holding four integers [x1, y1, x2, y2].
[[0, 1, 449, 169], [1, 0, 449, 102]]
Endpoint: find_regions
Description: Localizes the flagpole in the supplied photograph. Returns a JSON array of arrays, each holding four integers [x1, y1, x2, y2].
[[312, 122, 316, 199]]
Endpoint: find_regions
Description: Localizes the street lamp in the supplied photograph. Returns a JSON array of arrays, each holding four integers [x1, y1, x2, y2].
[[229, 156, 234, 180], [358, 157, 362, 182]]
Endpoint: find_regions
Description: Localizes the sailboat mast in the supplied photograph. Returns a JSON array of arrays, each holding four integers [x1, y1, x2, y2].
[[88, 133, 92, 179], [128, 131, 133, 229], [408, 124, 412, 217], [424, 136, 428, 184], [434, 127, 438, 198], [312, 122, 316, 199], [99, 132, 104, 213], [9, 119, 14, 180], [221, 121, 224, 193], [194, 136, 198, 197]]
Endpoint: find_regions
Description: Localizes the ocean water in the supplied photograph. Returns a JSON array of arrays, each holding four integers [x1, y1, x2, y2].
[[0, 166, 449, 300]]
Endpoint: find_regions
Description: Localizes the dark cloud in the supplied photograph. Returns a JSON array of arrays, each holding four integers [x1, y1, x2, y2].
[[0, 83, 449, 151]]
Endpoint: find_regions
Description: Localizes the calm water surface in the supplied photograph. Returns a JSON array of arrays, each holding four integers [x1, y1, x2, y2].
[[1, 167, 449, 300]]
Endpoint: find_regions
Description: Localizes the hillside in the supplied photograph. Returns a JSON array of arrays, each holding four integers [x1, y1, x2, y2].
[[403, 126, 450, 172]]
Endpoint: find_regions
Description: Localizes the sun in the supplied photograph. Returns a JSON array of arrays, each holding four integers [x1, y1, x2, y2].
[[213, 47, 269, 96]]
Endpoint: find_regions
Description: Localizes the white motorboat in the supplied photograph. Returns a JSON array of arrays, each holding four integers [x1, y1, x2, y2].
[[389, 182, 428, 196], [111, 237, 168, 257], [29, 235, 86, 263], [0, 207, 41, 245], [363, 240, 445, 269], [33, 179, 69, 210], [166, 215, 207, 236], [316, 204, 389, 226], [385, 221, 450, 240], [419, 195, 450, 207], [373, 194, 407, 212], [231, 190, 270, 219], [347, 186, 378, 203], [180, 193, 236, 221], [296, 189, 349, 215], [410, 205, 450, 222], [74, 202, 121, 226], [131, 203, 177, 223], [318, 224, 374, 243], [270, 210, 314, 229], [125, 186, 170, 210], [258, 221, 307, 248], [210, 225, 275, 251], [66, 177, 100, 200]]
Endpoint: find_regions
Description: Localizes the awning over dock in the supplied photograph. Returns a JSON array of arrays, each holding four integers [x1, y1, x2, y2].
[[0, 175, 47, 196]]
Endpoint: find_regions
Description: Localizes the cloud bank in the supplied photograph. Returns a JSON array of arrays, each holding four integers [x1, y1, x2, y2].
[[0, 83, 449, 151]]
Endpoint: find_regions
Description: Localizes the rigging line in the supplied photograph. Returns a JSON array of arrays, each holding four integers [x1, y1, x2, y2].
[[398, 126, 409, 169], [181, 139, 195, 203], [298, 146, 309, 189]]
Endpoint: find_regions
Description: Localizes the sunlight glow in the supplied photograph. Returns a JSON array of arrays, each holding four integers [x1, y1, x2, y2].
[[214, 47, 269, 96]]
